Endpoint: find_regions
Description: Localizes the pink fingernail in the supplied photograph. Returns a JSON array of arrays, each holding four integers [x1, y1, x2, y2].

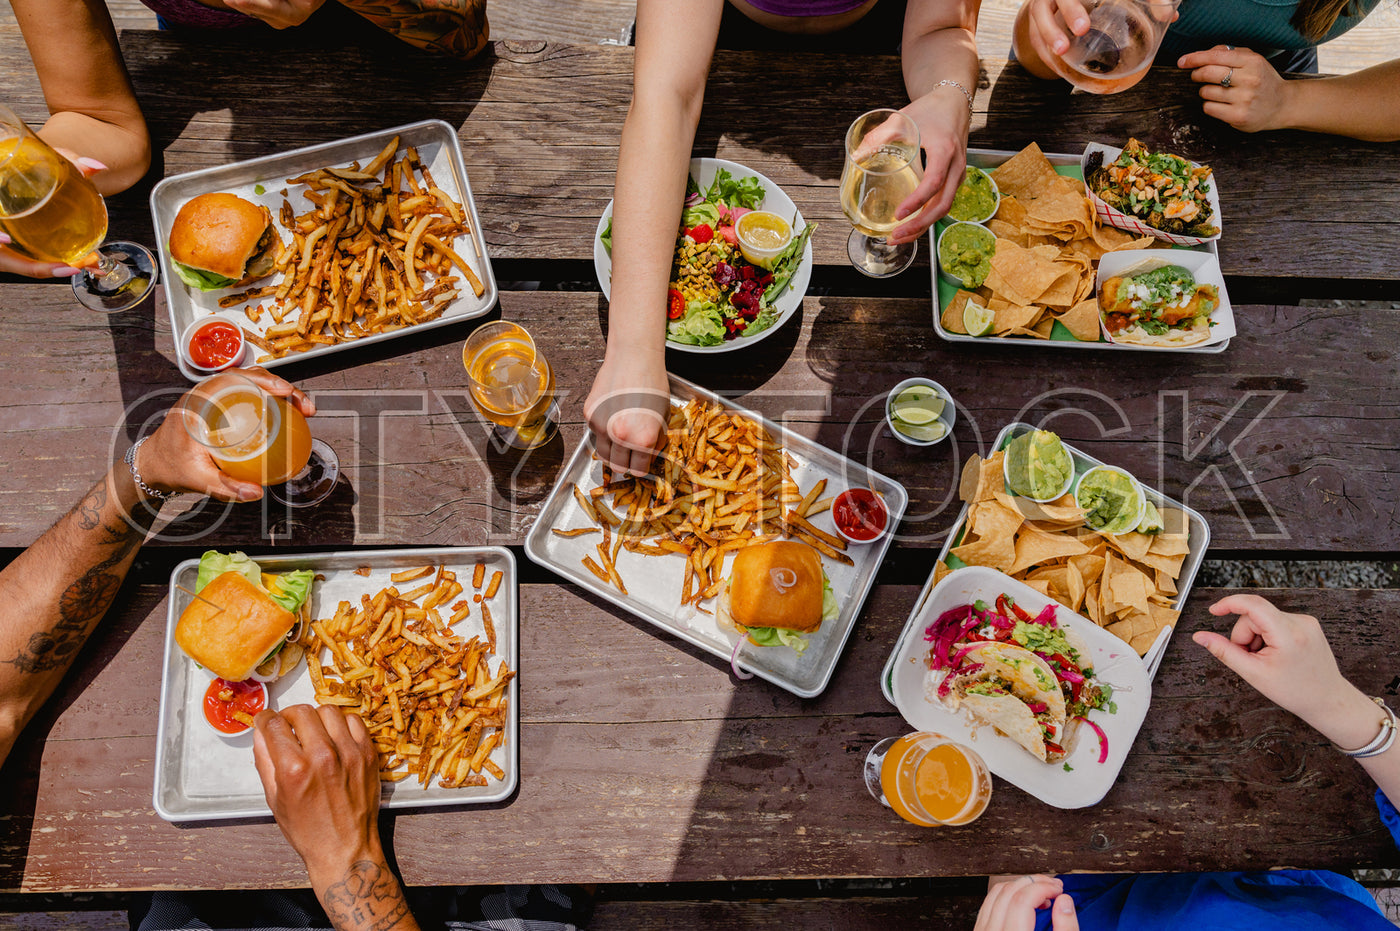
[[0, 232, 10, 245], [52, 266, 84, 277], [77, 157, 109, 172], [236, 486, 262, 502]]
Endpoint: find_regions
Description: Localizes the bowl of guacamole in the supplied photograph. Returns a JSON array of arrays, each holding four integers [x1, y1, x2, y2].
[[946, 166, 999, 224], [1003, 429, 1075, 502], [1075, 465, 1146, 535], [937, 221, 996, 290]]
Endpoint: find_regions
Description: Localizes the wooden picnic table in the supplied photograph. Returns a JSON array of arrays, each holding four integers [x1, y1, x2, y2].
[[0, 29, 1397, 902]]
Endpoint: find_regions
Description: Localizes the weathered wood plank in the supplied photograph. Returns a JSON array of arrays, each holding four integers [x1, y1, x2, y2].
[[0, 288, 1394, 552], [0, 578, 1393, 892], [590, 893, 986, 928], [3, 35, 1396, 291]]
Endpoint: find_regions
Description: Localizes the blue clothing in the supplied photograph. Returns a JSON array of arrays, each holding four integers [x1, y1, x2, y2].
[[1033, 792, 1399, 930], [1159, 0, 1384, 61]]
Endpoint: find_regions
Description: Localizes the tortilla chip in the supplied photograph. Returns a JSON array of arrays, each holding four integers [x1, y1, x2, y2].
[[1150, 527, 1191, 556], [1108, 531, 1154, 563], [987, 238, 1065, 305], [1107, 561, 1153, 617], [995, 304, 1043, 334], [1067, 561, 1087, 612], [1138, 550, 1187, 578], [1083, 583, 1101, 624], [1031, 318, 1056, 339], [989, 144, 1057, 200], [952, 533, 1016, 573], [1069, 552, 1107, 587], [1155, 569, 1178, 596], [943, 289, 977, 335], [933, 560, 953, 587], [1058, 299, 1102, 342], [959, 453, 985, 504], [1023, 579, 1052, 597], [1009, 525, 1092, 575]]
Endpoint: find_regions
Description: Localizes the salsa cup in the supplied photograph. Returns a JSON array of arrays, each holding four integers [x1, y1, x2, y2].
[[181, 316, 248, 373]]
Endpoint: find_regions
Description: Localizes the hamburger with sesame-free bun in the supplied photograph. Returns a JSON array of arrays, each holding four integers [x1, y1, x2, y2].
[[168, 192, 282, 292], [716, 540, 839, 654]]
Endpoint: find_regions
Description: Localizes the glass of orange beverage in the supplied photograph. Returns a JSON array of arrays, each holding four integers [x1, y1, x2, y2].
[[180, 370, 340, 507], [864, 732, 992, 827], [0, 103, 157, 313], [463, 320, 559, 450]]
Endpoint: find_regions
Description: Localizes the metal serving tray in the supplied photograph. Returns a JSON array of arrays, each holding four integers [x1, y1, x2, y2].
[[151, 120, 498, 381], [153, 547, 517, 823], [930, 146, 1229, 354], [880, 420, 1210, 702], [524, 374, 908, 699]]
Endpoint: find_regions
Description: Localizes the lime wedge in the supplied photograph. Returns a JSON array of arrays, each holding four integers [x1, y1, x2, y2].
[[895, 420, 947, 442], [893, 405, 939, 425], [894, 386, 936, 406], [963, 301, 996, 337]]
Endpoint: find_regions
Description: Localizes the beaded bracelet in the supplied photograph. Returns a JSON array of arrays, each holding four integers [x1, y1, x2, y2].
[[125, 436, 182, 502], [1337, 697, 1397, 759]]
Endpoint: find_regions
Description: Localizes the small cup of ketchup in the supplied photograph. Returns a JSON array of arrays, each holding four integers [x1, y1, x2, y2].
[[183, 317, 247, 373], [831, 487, 889, 545], [202, 677, 267, 737]]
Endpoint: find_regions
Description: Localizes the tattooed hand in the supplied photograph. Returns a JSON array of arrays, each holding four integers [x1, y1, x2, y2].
[[339, 0, 489, 58], [254, 705, 420, 931]]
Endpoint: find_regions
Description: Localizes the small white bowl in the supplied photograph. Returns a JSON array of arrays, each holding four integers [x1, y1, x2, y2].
[[1074, 465, 1146, 535], [735, 210, 793, 269], [936, 222, 996, 291], [181, 316, 248, 374], [201, 677, 266, 739], [1002, 430, 1076, 503], [830, 488, 891, 546], [886, 377, 955, 448], [945, 166, 1000, 225]]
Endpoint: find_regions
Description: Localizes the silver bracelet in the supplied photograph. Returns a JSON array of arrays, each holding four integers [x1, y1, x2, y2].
[[935, 79, 975, 115], [125, 436, 182, 502], [1337, 697, 1397, 759]]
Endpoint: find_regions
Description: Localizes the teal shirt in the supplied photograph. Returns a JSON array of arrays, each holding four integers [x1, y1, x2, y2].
[[1160, 0, 1382, 58]]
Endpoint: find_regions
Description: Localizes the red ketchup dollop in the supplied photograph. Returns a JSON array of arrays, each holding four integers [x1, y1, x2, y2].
[[203, 677, 266, 734], [188, 320, 243, 370], [832, 488, 888, 543]]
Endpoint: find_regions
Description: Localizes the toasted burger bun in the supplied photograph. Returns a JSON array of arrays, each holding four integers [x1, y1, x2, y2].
[[169, 193, 280, 287], [722, 540, 824, 637], [175, 571, 296, 682]]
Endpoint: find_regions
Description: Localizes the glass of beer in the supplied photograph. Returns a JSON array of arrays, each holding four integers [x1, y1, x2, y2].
[[864, 732, 992, 827], [0, 104, 157, 312], [839, 108, 923, 278], [180, 370, 340, 507], [1045, 0, 1181, 94], [463, 320, 559, 450]]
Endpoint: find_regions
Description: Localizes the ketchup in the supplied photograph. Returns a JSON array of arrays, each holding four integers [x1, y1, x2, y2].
[[832, 488, 888, 542], [203, 677, 266, 734], [188, 320, 244, 370]]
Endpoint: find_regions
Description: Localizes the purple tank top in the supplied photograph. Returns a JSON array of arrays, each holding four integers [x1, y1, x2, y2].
[[141, 0, 253, 29], [740, 0, 871, 16]]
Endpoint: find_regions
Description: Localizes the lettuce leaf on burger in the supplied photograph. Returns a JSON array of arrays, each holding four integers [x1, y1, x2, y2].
[[716, 540, 839, 655], [176, 550, 313, 682], [168, 193, 282, 292]]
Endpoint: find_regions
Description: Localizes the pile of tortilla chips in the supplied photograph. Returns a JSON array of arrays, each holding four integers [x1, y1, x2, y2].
[[932, 448, 1190, 656], [941, 143, 1154, 341]]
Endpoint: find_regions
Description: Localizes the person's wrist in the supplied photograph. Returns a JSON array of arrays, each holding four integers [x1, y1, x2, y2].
[[1270, 76, 1304, 132], [1296, 680, 1378, 747], [305, 839, 387, 891]]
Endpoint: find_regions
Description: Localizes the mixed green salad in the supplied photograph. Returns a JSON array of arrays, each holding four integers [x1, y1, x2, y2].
[[600, 168, 814, 347]]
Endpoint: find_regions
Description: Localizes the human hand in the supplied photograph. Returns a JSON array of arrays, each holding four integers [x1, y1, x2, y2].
[[1179, 46, 1291, 133], [1023, 0, 1178, 63], [223, 0, 328, 29], [0, 149, 106, 279], [1195, 594, 1353, 724], [976, 875, 1078, 930], [140, 367, 317, 502], [888, 94, 970, 245], [253, 705, 384, 886], [584, 352, 670, 477]]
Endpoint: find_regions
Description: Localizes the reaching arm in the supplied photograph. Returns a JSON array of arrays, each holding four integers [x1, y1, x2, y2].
[[333, 0, 489, 58], [889, 0, 982, 243], [11, 0, 150, 195], [584, 0, 724, 476], [1180, 48, 1400, 142], [254, 705, 420, 931], [0, 368, 313, 767], [1196, 594, 1400, 801]]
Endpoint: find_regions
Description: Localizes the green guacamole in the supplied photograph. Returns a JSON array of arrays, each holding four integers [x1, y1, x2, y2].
[[1005, 429, 1073, 501], [947, 167, 997, 222], [1076, 468, 1141, 534], [938, 222, 995, 289]]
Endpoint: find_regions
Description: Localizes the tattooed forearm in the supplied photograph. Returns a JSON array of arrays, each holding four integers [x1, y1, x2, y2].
[[6, 477, 154, 674], [320, 860, 417, 931]]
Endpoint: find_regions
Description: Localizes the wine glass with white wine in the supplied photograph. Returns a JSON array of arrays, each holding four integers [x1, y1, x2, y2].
[[0, 103, 156, 312], [839, 108, 923, 278]]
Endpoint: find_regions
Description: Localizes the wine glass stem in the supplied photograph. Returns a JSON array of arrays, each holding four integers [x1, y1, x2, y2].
[[88, 249, 131, 287]]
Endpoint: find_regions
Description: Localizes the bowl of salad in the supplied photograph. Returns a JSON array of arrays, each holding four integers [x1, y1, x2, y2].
[[594, 157, 815, 354]]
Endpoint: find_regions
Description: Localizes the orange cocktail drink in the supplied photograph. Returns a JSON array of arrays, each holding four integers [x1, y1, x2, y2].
[[185, 372, 313, 486], [866, 732, 991, 827], [463, 321, 558, 449]]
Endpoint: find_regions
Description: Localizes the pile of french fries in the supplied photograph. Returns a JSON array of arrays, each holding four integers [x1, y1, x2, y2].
[[309, 561, 513, 788], [555, 398, 849, 607], [225, 135, 484, 361]]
